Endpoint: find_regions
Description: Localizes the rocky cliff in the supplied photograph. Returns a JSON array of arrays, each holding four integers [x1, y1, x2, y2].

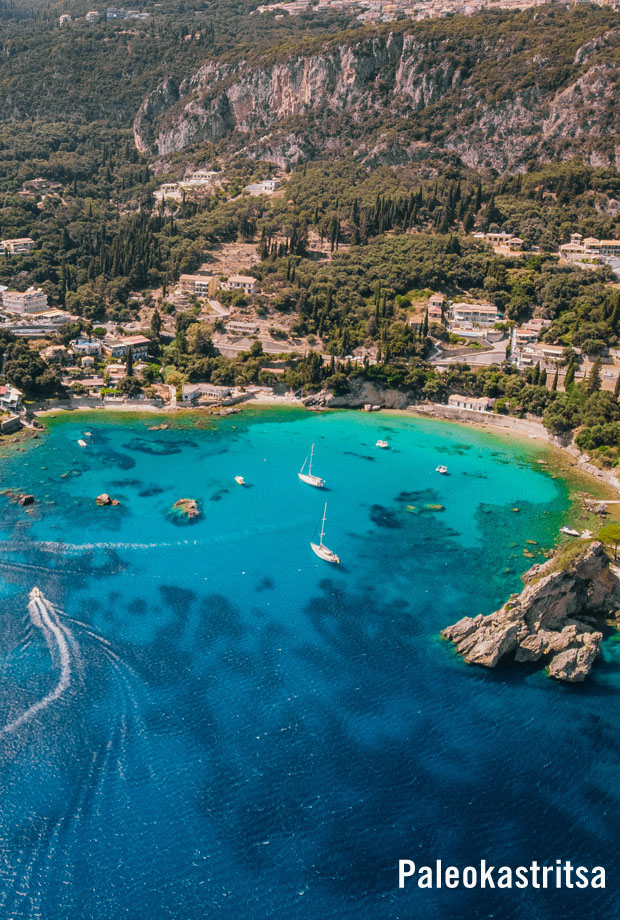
[[133, 13, 620, 170], [442, 541, 620, 682]]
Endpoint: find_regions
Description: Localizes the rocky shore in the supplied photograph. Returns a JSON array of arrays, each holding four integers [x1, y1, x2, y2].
[[442, 541, 620, 682]]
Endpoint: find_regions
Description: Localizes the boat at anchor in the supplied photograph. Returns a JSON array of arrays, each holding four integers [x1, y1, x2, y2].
[[298, 444, 325, 488], [310, 503, 340, 564]]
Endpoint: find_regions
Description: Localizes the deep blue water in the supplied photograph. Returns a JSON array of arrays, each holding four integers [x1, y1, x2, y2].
[[0, 408, 618, 920]]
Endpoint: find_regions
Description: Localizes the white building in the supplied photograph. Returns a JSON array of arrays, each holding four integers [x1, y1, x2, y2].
[[2, 288, 48, 314], [243, 179, 280, 196], [448, 394, 494, 412], [71, 337, 103, 356], [223, 276, 259, 295], [449, 303, 503, 326], [182, 383, 232, 403], [0, 384, 23, 412], [178, 274, 215, 297], [0, 237, 35, 255], [105, 335, 150, 360]]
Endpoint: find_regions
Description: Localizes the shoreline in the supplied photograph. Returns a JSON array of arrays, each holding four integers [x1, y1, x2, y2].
[[402, 402, 620, 503]]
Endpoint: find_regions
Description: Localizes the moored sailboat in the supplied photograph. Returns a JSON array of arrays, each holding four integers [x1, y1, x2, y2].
[[310, 503, 340, 564], [298, 444, 325, 488]]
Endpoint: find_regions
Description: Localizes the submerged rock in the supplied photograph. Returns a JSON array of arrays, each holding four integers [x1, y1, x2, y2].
[[441, 542, 620, 683], [172, 498, 200, 519]]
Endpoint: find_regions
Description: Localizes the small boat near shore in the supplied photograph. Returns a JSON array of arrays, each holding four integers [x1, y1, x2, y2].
[[376, 440, 389, 449], [78, 439, 87, 448], [435, 465, 448, 474], [560, 526, 580, 537], [234, 475, 246, 486], [299, 444, 325, 488], [310, 503, 340, 564]]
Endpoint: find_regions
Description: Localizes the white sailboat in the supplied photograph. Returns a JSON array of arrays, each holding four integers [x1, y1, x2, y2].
[[310, 503, 340, 564], [298, 443, 325, 488]]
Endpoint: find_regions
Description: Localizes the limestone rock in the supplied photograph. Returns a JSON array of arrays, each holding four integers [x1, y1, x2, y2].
[[442, 542, 618, 682], [96, 493, 120, 506]]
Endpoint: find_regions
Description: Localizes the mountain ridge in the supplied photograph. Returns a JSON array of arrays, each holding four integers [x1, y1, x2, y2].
[[133, 9, 620, 171]]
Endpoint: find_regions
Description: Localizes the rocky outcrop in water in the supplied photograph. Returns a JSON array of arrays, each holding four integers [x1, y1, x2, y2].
[[96, 493, 120, 506], [441, 541, 620, 682]]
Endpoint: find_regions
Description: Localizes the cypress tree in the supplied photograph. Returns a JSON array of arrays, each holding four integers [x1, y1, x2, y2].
[[564, 360, 576, 390], [551, 369, 559, 392], [587, 357, 602, 393], [126, 346, 133, 377]]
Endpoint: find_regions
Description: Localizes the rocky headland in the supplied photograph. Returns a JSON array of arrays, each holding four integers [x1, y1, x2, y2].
[[442, 541, 620, 682]]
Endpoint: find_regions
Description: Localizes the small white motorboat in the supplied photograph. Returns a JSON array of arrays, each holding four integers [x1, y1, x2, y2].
[[85, 431, 92, 437], [78, 439, 87, 448], [560, 526, 580, 537], [376, 440, 389, 449], [580, 530, 593, 539], [310, 503, 340, 564], [234, 475, 246, 486], [435, 465, 448, 474]]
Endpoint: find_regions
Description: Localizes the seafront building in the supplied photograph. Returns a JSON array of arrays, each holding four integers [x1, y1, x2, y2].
[[0, 383, 23, 412], [447, 394, 495, 412]]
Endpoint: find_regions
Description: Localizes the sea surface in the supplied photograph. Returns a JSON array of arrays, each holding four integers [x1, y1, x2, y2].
[[0, 407, 617, 920]]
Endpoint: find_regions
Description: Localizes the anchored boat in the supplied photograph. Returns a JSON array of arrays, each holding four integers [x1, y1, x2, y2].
[[299, 443, 325, 488], [310, 503, 340, 564]]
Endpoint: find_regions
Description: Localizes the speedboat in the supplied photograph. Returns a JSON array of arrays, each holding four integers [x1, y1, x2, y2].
[[78, 439, 87, 448], [580, 530, 593, 539], [560, 526, 580, 537], [298, 444, 325, 488], [376, 440, 389, 449], [435, 465, 448, 474], [310, 503, 340, 564], [234, 475, 246, 486]]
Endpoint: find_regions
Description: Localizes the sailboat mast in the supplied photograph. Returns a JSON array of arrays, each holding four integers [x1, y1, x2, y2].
[[319, 503, 327, 544], [309, 443, 314, 476]]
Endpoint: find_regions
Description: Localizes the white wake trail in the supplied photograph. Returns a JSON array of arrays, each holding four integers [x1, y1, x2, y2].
[[1, 589, 74, 734]]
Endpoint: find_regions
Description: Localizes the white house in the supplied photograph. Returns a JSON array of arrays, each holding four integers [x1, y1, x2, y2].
[[448, 394, 494, 412], [182, 383, 232, 403], [71, 337, 103, 356], [105, 335, 150, 360], [449, 303, 503, 326], [0, 384, 23, 412], [223, 276, 259, 295]]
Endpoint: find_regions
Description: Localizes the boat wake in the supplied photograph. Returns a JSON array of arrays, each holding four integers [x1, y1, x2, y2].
[[1, 589, 74, 735], [0, 587, 154, 918]]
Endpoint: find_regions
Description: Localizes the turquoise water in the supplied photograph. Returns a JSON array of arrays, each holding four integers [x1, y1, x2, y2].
[[0, 408, 617, 919]]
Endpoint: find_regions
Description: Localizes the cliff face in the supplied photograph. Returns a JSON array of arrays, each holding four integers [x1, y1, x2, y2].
[[442, 542, 620, 682], [133, 20, 620, 170]]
